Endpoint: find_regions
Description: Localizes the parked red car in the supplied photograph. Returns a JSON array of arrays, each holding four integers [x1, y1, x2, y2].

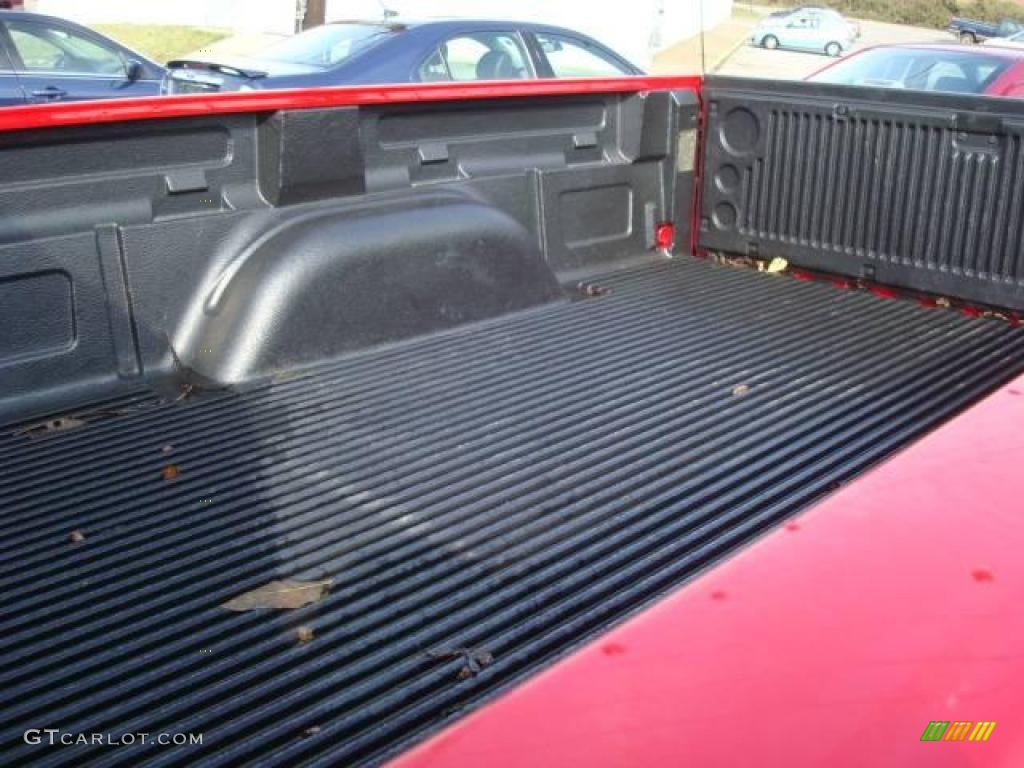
[[810, 42, 1024, 97]]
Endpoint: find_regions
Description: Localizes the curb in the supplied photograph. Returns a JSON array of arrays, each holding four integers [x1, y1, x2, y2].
[[708, 32, 753, 72]]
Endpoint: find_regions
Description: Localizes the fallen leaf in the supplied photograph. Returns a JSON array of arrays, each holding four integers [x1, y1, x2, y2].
[[174, 384, 197, 402], [766, 257, 788, 273], [428, 647, 495, 680], [161, 464, 180, 481], [221, 579, 332, 612], [982, 310, 1010, 322], [69, 530, 87, 544], [731, 384, 750, 397], [15, 416, 87, 439], [577, 282, 611, 298], [296, 625, 315, 643], [714, 253, 761, 270]]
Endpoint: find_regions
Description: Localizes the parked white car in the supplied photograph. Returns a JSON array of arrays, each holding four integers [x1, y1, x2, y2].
[[751, 7, 856, 57]]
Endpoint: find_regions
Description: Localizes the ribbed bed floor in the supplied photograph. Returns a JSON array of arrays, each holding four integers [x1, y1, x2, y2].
[[3, 255, 1024, 767]]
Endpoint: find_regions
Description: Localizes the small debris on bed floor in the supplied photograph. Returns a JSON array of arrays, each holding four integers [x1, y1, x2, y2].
[[427, 647, 495, 680]]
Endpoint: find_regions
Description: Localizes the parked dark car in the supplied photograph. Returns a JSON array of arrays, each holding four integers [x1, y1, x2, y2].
[[0, 11, 163, 105], [809, 43, 1024, 98], [162, 19, 641, 94], [948, 15, 1023, 44]]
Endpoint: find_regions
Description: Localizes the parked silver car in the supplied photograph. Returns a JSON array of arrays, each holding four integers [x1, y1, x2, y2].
[[751, 8, 855, 57]]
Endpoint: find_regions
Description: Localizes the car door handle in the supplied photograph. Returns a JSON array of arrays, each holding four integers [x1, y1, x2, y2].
[[31, 87, 67, 100]]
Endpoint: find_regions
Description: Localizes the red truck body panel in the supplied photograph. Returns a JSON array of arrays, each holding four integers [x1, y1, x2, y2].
[[0, 75, 701, 133]]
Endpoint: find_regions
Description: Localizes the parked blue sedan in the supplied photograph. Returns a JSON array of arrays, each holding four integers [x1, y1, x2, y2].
[[0, 11, 164, 105], [162, 19, 642, 95]]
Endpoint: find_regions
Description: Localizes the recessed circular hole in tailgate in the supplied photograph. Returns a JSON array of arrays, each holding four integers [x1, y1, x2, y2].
[[715, 164, 740, 194], [720, 107, 759, 156], [713, 202, 738, 230]]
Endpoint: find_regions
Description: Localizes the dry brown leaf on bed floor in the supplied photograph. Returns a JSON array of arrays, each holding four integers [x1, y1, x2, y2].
[[14, 416, 87, 438], [221, 579, 333, 612]]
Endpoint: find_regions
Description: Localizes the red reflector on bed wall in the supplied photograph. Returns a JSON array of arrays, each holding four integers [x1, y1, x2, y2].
[[655, 223, 675, 249]]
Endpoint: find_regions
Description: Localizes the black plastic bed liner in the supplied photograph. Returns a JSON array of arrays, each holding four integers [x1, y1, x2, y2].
[[3, 255, 1024, 767]]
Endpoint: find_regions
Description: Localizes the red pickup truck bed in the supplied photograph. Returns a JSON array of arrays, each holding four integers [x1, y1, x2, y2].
[[4, 254, 1023, 766], [3, 75, 1024, 766]]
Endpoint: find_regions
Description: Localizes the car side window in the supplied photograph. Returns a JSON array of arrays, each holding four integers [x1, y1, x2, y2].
[[922, 60, 972, 92], [6, 20, 124, 75], [0, 38, 14, 72], [418, 49, 449, 82], [419, 32, 531, 82], [535, 33, 630, 77]]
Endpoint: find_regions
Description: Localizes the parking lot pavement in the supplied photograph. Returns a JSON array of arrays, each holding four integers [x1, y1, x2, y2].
[[714, 17, 952, 81]]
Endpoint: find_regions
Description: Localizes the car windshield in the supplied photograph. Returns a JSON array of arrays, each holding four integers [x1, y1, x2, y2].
[[811, 48, 1010, 94], [257, 23, 398, 68]]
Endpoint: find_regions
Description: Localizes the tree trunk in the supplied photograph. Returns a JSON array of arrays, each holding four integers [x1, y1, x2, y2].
[[303, 0, 327, 31]]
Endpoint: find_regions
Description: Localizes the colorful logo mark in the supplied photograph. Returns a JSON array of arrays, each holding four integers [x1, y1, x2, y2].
[[921, 721, 996, 742]]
